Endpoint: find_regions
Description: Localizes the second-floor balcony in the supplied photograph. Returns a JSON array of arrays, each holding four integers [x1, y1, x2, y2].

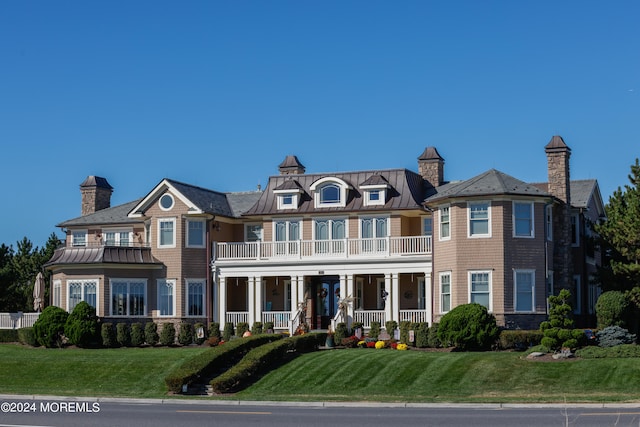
[[213, 235, 431, 262]]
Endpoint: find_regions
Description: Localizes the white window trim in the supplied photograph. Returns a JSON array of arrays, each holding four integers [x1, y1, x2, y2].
[[274, 218, 303, 241], [513, 201, 535, 238], [468, 201, 491, 238], [157, 279, 177, 317], [108, 279, 148, 317], [71, 229, 88, 247], [245, 223, 263, 242], [52, 279, 62, 308], [102, 228, 133, 247], [439, 205, 451, 241], [185, 278, 206, 317], [157, 217, 177, 248], [358, 215, 389, 238], [439, 271, 451, 314], [468, 270, 492, 312], [361, 184, 387, 207], [310, 177, 351, 208], [159, 193, 175, 211], [312, 217, 347, 240], [186, 219, 206, 248], [513, 269, 536, 313], [66, 279, 99, 313], [274, 188, 302, 210]]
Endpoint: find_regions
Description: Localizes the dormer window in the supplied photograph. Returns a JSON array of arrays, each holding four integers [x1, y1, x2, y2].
[[360, 175, 389, 207], [310, 177, 351, 208], [274, 179, 303, 210]]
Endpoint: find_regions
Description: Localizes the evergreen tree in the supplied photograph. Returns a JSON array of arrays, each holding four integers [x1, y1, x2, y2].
[[0, 244, 16, 311], [595, 158, 640, 291]]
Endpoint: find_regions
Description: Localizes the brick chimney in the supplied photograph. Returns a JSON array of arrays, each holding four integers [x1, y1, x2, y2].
[[80, 176, 113, 216], [278, 155, 305, 175], [418, 147, 444, 188], [545, 136, 573, 293]]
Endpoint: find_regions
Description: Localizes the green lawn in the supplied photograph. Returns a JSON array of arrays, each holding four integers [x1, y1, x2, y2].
[[0, 344, 208, 398], [2, 344, 640, 403]]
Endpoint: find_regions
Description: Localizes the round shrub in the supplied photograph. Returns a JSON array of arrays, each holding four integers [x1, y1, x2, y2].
[[334, 322, 348, 343], [369, 321, 381, 340], [437, 303, 499, 351], [130, 323, 145, 347], [159, 323, 176, 346], [33, 306, 69, 348], [209, 322, 221, 339], [100, 323, 116, 347], [144, 322, 159, 346], [178, 322, 194, 346], [596, 326, 637, 348], [251, 322, 263, 335], [64, 301, 99, 348], [116, 323, 131, 347], [236, 322, 249, 337], [222, 322, 234, 342], [540, 336, 558, 350], [595, 291, 631, 329]]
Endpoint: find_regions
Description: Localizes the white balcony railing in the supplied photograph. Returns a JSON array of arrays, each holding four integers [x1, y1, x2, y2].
[[399, 309, 429, 323], [261, 311, 291, 329], [214, 236, 431, 262], [353, 310, 386, 329], [225, 311, 249, 326]]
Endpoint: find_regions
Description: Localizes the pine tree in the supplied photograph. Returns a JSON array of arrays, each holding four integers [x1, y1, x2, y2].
[[595, 158, 640, 291]]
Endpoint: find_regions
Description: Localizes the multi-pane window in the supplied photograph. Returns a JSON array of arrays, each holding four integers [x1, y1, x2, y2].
[[320, 184, 340, 204], [423, 217, 433, 237], [439, 206, 450, 240], [275, 219, 300, 255], [186, 220, 205, 248], [104, 230, 131, 246], [158, 279, 176, 316], [470, 271, 491, 310], [110, 280, 146, 316], [158, 218, 175, 248], [52, 280, 61, 307], [513, 202, 534, 237], [440, 272, 451, 313], [360, 217, 388, 252], [315, 218, 346, 253], [514, 270, 535, 312], [469, 202, 490, 237], [186, 280, 205, 317], [72, 230, 87, 247], [67, 280, 97, 312]]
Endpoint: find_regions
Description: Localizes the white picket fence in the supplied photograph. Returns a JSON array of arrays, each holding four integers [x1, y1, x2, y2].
[[0, 312, 40, 329]]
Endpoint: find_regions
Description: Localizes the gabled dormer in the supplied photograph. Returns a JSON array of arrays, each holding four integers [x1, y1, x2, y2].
[[273, 179, 304, 210], [310, 176, 352, 208], [360, 174, 390, 207]]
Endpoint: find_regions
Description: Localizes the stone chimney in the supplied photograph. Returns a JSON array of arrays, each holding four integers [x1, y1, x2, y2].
[[278, 155, 305, 175], [545, 136, 573, 293], [418, 147, 444, 187], [80, 176, 113, 216]]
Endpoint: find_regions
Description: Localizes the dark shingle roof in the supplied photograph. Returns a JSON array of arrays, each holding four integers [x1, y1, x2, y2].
[[244, 169, 426, 216], [530, 179, 599, 209], [58, 199, 142, 227], [425, 169, 550, 204]]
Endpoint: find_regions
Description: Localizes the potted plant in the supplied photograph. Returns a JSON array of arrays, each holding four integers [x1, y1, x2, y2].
[[325, 327, 335, 348]]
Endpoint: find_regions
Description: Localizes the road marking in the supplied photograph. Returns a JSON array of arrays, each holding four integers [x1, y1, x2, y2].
[[581, 412, 640, 416], [176, 410, 272, 415]]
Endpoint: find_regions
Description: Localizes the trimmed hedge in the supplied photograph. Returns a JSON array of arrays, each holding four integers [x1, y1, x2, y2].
[[164, 334, 284, 393], [498, 330, 543, 350], [18, 327, 39, 347], [210, 332, 326, 394], [0, 329, 19, 343]]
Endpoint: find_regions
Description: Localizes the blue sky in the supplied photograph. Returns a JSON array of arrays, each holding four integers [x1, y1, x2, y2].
[[1, 1, 638, 248]]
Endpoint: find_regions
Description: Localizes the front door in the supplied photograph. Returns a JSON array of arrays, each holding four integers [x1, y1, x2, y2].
[[314, 277, 340, 329]]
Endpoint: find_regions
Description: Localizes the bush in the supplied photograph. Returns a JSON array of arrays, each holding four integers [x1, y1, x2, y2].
[[101, 323, 117, 348], [178, 322, 194, 346], [334, 322, 348, 344], [63, 302, 99, 348], [437, 303, 499, 351], [17, 327, 39, 347], [0, 329, 19, 343], [263, 321, 274, 333], [222, 322, 234, 342], [540, 336, 557, 350], [547, 289, 574, 329], [596, 326, 637, 348], [351, 322, 364, 336], [159, 323, 176, 346], [415, 323, 429, 348], [576, 343, 640, 359], [399, 321, 411, 344], [428, 323, 441, 348], [385, 320, 398, 338], [33, 306, 69, 348], [130, 323, 145, 347], [596, 291, 631, 329], [145, 322, 159, 346], [209, 322, 221, 339], [498, 330, 543, 350], [251, 322, 263, 335], [236, 322, 249, 337], [116, 323, 131, 347], [164, 334, 284, 393], [369, 321, 381, 340]]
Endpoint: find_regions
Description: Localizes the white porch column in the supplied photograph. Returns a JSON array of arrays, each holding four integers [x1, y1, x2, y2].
[[219, 276, 227, 327], [212, 272, 219, 323], [248, 276, 256, 326], [290, 276, 298, 314], [424, 272, 433, 325], [255, 276, 263, 325], [346, 274, 354, 327], [384, 273, 392, 324], [391, 273, 400, 324]]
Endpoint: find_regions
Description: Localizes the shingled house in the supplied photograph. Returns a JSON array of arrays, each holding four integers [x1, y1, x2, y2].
[[44, 136, 604, 331]]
